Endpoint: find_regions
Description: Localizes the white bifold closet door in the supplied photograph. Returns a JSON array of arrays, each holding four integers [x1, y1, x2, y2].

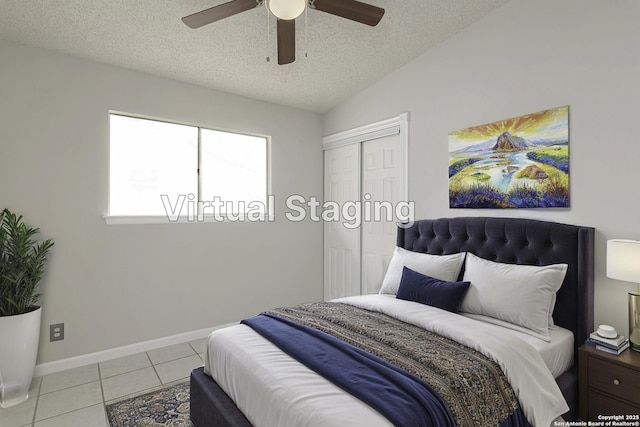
[[323, 114, 408, 300], [323, 144, 361, 300], [360, 134, 404, 295]]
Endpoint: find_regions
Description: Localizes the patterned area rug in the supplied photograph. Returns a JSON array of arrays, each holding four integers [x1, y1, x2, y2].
[[106, 381, 192, 427]]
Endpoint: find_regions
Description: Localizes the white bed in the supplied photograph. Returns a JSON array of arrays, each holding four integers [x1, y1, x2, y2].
[[205, 294, 573, 427], [190, 217, 595, 427]]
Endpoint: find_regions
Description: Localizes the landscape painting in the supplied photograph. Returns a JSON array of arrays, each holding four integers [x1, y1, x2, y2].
[[449, 106, 569, 208]]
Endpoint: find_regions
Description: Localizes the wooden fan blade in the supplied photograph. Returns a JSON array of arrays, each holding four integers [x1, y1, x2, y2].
[[182, 0, 258, 29], [311, 0, 384, 26], [277, 19, 295, 65]]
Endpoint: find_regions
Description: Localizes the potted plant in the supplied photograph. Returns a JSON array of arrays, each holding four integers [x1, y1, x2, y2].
[[0, 208, 54, 408]]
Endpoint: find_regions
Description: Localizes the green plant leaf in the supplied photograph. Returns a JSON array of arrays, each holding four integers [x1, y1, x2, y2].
[[0, 208, 54, 316]]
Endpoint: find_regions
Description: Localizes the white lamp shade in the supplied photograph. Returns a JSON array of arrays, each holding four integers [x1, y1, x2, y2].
[[268, 0, 306, 20], [607, 239, 640, 283]]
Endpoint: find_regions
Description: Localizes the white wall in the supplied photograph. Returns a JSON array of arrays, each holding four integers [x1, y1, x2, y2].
[[324, 0, 640, 336], [0, 40, 324, 364]]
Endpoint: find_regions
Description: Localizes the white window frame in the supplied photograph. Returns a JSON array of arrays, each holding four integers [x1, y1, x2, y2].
[[104, 112, 272, 225]]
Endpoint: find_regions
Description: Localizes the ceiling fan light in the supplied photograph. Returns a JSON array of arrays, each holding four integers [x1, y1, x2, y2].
[[268, 0, 306, 20]]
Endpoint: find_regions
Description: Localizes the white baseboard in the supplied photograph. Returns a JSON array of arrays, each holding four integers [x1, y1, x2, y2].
[[34, 322, 238, 377]]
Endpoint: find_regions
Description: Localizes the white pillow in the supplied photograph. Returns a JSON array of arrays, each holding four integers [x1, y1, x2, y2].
[[379, 247, 466, 295], [461, 253, 567, 341]]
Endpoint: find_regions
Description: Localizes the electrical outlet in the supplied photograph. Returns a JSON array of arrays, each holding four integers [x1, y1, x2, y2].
[[50, 323, 64, 342]]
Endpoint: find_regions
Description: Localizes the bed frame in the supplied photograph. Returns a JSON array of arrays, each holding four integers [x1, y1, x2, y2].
[[191, 217, 594, 425]]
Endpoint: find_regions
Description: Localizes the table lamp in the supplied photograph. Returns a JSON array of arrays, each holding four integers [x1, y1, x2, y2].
[[606, 239, 640, 352]]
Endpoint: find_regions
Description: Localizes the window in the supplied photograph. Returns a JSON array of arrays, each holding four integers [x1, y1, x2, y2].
[[107, 113, 269, 223]]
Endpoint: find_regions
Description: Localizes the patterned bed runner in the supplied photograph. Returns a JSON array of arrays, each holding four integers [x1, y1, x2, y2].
[[261, 302, 524, 427]]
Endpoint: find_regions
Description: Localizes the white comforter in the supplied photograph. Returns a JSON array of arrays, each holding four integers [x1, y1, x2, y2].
[[205, 294, 569, 427]]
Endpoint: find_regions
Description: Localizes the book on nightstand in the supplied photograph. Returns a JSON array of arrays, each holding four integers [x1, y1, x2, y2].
[[586, 331, 629, 355]]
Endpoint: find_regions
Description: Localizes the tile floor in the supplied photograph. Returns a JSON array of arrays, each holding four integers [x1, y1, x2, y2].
[[0, 338, 208, 427]]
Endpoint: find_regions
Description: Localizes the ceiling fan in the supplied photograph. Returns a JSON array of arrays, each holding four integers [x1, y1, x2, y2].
[[182, 0, 385, 65]]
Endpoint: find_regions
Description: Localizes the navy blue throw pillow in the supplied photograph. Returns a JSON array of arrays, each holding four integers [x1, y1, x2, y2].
[[396, 266, 470, 313]]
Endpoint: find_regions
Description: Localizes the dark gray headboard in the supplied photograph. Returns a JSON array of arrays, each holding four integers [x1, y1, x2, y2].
[[397, 217, 594, 364]]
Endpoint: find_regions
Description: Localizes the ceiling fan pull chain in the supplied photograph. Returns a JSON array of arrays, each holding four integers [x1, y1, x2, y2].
[[265, 0, 272, 62], [304, 5, 308, 59]]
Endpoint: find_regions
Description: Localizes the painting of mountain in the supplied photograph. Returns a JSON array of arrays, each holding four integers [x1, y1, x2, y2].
[[449, 106, 569, 208]]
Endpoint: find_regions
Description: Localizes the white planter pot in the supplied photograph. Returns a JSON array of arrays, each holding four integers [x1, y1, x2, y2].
[[0, 306, 42, 408]]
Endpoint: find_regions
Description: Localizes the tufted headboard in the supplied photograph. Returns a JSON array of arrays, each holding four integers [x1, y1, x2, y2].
[[397, 217, 595, 365]]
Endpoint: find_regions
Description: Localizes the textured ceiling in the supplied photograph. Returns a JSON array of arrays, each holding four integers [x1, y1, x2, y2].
[[0, 0, 508, 113]]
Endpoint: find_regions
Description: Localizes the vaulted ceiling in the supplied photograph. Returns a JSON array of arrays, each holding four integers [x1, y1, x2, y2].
[[0, 0, 508, 112]]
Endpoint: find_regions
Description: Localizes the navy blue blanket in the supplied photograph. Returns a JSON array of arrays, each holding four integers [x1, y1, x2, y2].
[[243, 313, 455, 427], [242, 311, 531, 427]]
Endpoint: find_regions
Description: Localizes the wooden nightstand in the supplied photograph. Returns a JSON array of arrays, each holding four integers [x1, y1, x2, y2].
[[579, 344, 640, 420]]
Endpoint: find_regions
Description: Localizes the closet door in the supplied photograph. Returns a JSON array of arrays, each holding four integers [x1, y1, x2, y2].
[[323, 113, 408, 300], [323, 144, 361, 300], [361, 134, 404, 295]]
